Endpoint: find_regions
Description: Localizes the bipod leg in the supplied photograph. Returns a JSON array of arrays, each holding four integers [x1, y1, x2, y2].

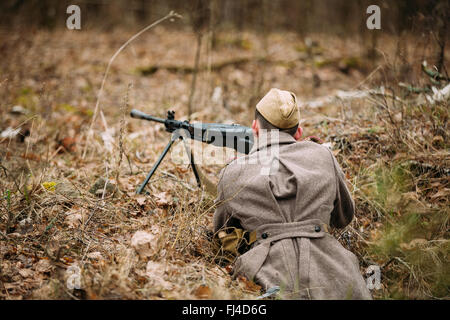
[[182, 138, 201, 188], [136, 135, 178, 194]]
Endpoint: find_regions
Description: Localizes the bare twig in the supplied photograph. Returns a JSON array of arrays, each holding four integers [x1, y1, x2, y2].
[[82, 11, 182, 159], [188, 32, 203, 120], [116, 83, 132, 191]]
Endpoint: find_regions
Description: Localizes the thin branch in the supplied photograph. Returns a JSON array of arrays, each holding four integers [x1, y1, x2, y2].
[[188, 32, 203, 120], [82, 11, 182, 159]]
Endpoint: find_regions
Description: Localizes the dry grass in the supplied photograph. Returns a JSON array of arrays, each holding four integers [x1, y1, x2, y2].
[[0, 26, 448, 299]]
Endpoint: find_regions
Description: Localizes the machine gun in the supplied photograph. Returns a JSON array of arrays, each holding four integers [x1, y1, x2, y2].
[[130, 109, 254, 194]]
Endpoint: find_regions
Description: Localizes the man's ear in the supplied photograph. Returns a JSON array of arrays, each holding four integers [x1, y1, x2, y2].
[[293, 126, 303, 141], [252, 119, 259, 137]]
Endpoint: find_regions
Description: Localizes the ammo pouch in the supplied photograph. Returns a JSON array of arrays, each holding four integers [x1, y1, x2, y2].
[[213, 227, 257, 265]]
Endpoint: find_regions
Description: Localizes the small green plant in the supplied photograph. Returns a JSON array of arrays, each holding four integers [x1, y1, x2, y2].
[[363, 162, 449, 299]]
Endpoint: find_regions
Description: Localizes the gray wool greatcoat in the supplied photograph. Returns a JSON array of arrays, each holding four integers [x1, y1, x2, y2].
[[213, 131, 372, 300]]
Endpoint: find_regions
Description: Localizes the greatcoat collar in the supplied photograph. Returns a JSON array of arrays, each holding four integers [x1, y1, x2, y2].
[[249, 130, 297, 155]]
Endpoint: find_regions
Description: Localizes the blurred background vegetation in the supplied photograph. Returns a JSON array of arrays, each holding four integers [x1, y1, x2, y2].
[[1, 0, 448, 74], [0, 0, 447, 37]]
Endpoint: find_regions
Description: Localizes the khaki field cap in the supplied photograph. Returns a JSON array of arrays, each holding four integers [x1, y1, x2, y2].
[[256, 88, 299, 129]]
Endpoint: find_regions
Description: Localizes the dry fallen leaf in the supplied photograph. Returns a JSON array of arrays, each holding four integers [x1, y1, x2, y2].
[[0, 127, 20, 138], [87, 251, 103, 260], [153, 192, 172, 206], [225, 265, 233, 274], [146, 260, 173, 290], [18, 268, 34, 278], [135, 195, 147, 206], [120, 177, 137, 191], [237, 275, 262, 292], [193, 285, 212, 299], [131, 230, 157, 258], [332, 149, 341, 156], [65, 213, 83, 228], [35, 259, 52, 273], [393, 112, 402, 123], [21, 152, 41, 161], [64, 207, 88, 228], [59, 137, 76, 153]]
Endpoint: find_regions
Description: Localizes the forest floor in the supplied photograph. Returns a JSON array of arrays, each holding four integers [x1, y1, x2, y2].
[[0, 25, 448, 300]]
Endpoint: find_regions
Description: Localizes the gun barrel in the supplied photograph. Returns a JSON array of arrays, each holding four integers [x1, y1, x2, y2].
[[130, 109, 166, 124]]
